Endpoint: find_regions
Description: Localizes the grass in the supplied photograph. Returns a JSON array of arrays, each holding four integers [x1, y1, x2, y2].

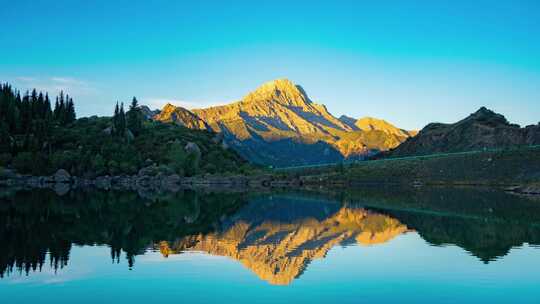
[[281, 146, 540, 186]]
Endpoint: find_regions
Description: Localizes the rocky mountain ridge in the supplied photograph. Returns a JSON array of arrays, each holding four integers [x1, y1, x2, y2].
[[153, 79, 415, 166], [390, 107, 540, 156]]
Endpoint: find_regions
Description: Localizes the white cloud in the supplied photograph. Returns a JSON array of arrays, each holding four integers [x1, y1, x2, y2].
[[142, 98, 227, 110], [13, 76, 98, 96]]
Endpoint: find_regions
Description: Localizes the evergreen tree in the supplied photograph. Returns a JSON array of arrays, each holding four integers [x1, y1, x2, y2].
[[30, 89, 38, 120], [113, 101, 120, 135], [20, 91, 31, 133], [127, 97, 142, 135], [44, 93, 52, 122], [56, 91, 66, 125], [53, 97, 60, 121], [118, 102, 126, 136], [37, 92, 45, 118], [66, 98, 76, 124]]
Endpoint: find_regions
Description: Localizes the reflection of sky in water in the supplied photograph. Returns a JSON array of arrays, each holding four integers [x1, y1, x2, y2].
[[1, 232, 539, 304]]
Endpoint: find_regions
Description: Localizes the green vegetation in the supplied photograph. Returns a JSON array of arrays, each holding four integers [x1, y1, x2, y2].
[[279, 146, 540, 186], [0, 83, 253, 177]]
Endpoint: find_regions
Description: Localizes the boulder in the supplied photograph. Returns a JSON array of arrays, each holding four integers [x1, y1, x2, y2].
[[164, 174, 181, 185], [95, 175, 112, 189], [143, 158, 154, 167], [54, 169, 71, 183], [102, 126, 113, 135], [185, 142, 201, 156], [53, 183, 71, 196], [138, 165, 158, 176]]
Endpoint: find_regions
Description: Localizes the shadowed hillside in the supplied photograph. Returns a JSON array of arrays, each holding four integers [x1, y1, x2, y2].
[[391, 107, 540, 157]]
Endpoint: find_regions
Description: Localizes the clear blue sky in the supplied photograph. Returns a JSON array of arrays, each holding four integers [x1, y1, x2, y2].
[[1, 0, 539, 129]]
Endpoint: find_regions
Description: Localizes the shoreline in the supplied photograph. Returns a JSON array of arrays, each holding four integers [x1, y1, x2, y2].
[[2, 168, 540, 197]]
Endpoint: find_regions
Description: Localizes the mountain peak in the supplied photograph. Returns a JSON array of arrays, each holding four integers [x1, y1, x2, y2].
[[390, 107, 539, 157], [466, 107, 509, 125], [162, 103, 176, 110], [154, 103, 208, 130], [243, 78, 311, 106]]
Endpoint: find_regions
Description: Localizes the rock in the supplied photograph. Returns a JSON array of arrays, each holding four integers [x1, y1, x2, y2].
[[103, 126, 113, 135], [54, 169, 71, 183], [138, 165, 158, 176], [95, 175, 111, 189], [53, 183, 70, 196], [185, 142, 201, 156], [153, 103, 208, 130], [390, 107, 540, 157], [164, 174, 181, 188], [140, 105, 161, 120]]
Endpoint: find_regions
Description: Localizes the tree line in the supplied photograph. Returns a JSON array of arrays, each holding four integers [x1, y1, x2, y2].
[[0, 83, 76, 154], [0, 82, 248, 177], [112, 97, 143, 137]]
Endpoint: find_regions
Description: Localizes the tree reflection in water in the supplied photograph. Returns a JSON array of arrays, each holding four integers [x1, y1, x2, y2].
[[1, 187, 539, 284]]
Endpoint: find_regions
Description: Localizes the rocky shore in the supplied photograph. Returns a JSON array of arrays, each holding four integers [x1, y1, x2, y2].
[[0, 167, 306, 195]]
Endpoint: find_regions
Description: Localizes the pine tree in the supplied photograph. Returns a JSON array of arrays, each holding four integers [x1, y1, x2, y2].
[[113, 101, 120, 135], [37, 92, 45, 118], [127, 97, 142, 135], [58, 91, 66, 125], [21, 91, 31, 132], [53, 97, 60, 121], [30, 89, 38, 120], [118, 102, 126, 136], [44, 93, 52, 122], [66, 98, 76, 124]]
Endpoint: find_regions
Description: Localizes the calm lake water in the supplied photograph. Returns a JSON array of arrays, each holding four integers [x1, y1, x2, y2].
[[1, 186, 539, 303]]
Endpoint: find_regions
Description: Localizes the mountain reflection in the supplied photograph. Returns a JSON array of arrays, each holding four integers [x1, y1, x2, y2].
[[159, 197, 410, 285], [1, 187, 540, 284]]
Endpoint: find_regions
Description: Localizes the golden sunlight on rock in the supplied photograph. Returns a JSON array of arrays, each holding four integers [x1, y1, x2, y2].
[[153, 79, 416, 164]]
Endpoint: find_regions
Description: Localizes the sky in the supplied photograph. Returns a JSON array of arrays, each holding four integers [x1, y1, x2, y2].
[[1, 0, 539, 130]]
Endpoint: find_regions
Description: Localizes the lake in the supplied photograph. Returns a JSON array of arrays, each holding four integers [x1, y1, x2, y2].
[[1, 186, 539, 303]]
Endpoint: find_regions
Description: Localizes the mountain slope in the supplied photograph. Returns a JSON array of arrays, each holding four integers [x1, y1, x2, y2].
[[154, 79, 414, 166], [390, 107, 540, 157], [153, 103, 208, 130]]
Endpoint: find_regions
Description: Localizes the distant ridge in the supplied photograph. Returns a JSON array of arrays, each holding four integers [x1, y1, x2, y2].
[[390, 107, 540, 156]]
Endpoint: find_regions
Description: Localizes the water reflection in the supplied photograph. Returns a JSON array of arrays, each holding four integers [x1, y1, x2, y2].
[[1, 187, 539, 285], [0, 189, 246, 277], [160, 199, 410, 285]]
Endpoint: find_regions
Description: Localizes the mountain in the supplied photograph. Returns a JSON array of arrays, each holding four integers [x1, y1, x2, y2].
[[153, 103, 208, 130], [390, 107, 540, 157], [139, 105, 161, 120], [154, 79, 414, 166], [351, 116, 417, 138]]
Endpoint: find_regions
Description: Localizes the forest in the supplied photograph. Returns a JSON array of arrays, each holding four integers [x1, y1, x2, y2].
[[0, 83, 251, 177]]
